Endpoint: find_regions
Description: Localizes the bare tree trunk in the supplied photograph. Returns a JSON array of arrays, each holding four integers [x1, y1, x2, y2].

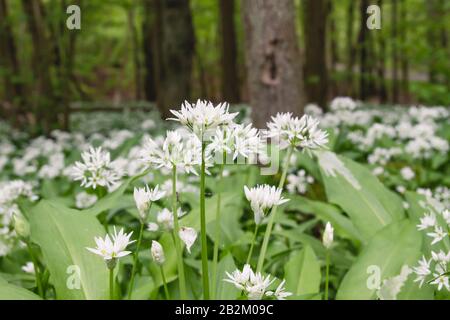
[[391, 0, 399, 103], [399, 0, 409, 103], [142, 0, 156, 102], [219, 0, 240, 103], [153, 0, 195, 119], [127, 2, 143, 100], [346, 0, 356, 96], [376, 0, 388, 103], [303, 0, 328, 109], [358, 0, 369, 100], [0, 0, 25, 126], [327, 0, 338, 97], [242, 0, 305, 128]]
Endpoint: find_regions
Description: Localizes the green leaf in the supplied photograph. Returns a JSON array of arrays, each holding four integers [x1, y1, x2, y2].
[[284, 246, 321, 298], [0, 275, 41, 300], [316, 151, 404, 241], [214, 254, 239, 300], [29, 200, 109, 299], [336, 220, 422, 300]]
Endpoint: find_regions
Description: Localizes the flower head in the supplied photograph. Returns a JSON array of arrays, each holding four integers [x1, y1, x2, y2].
[[86, 227, 135, 266], [179, 227, 197, 253], [322, 222, 334, 249], [265, 279, 292, 300], [151, 240, 165, 265], [244, 185, 289, 225], [133, 185, 165, 221]]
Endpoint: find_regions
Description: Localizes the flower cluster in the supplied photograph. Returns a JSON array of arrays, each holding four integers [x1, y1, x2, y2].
[[133, 185, 165, 221], [86, 227, 135, 264], [244, 185, 289, 225], [224, 264, 291, 300], [286, 169, 314, 195]]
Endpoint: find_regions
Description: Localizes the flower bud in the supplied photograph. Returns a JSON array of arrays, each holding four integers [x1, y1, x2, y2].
[[322, 222, 334, 249], [179, 227, 197, 254], [13, 212, 30, 239], [151, 240, 165, 265]]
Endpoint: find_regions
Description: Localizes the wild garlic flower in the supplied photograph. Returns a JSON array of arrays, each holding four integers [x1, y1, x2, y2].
[[133, 185, 165, 221], [86, 227, 135, 267], [286, 169, 314, 194], [151, 240, 165, 265], [156, 208, 186, 231], [224, 264, 291, 300], [70, 146, 122, 190], [329, 97, 358, 112], [206, 123, 263, 162], [322, 222, 334, 249], [21, 262, 35, 274], [377, 265, 412, 300], [179, 227, 197, 253], [169, 100, 238, 138], [140, 130, 202, 175], [75, 192, 98, 209], [400, 167, 415, 181], [412, 256, 432, 287], [427, 226, 447, 245], [244, 185, 289, 225], [267, 113, 328, 151]]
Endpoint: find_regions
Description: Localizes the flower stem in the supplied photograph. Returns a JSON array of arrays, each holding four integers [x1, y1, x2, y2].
[[200, 142, 210, 300], [171, 166, 187, 299], [160, 266, 171, 300], [246, 224, 259, 265], [26, 241, 44, 298], [325, 250, 330, 300], [211, 163, 225, 299], [256, 146, 293, 273], [109, 268, 114, 300], [127, 222, 144, 299]]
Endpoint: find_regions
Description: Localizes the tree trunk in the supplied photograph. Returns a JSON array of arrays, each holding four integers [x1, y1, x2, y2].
[[142, 0, 156, 102], [127, 2, 143, 100], [358, 0, 370, 100], [327, 0, 338, 97], [0, 0, 25, 126], [303, 0, 328, 109], [391, 0, 399, 103], [153, 0, 195, 119], [346, 0, 356, 96], [376, 0, 388, 103], [399, 0, 409, 103], [242, 0, 305, 128], [219, 0, 240, 103]]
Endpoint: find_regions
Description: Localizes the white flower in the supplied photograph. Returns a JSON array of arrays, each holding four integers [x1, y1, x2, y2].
[[244, 185, 289, 225], [377, 265, 412, 300], [417, 212, 436, 230], [372, 166, 384, 176], [155, 208, 186, 231], [70, 146, 122, 190], [431, 250, 450, 264], [133, 185, 165, 220], [329, 97, 357, 112], [413, 256, 431, 287], [169, 100, 238, 138], [427, 225, 447, 245], [86, 227, 135, 261], [442, 209, 450, 225], [179, 227, 197, 253], [75, 192, 98, 209], [286, 170, 314, 194], [246, 272, 275, 300], [265, 279, 292, 300], [151, 240, 165, 265], [147, 222, 159, 232], [224, 264, 253, 290], [267, 113, 328, 151], [400, 167, 415, 181], [430, 266, 450, 291], [322, 222, 334, 249], [21, 262, 35, 274]]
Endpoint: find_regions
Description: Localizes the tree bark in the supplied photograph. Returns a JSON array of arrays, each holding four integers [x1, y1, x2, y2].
[[142, 0, 156, 102], [219, 0, 240, 103], [153, 0, 195, 119], [376, 0, 388, 103], [242, 0, 305, 128], [303, 0, 328, 109], [399, 0, 409, 103], [358, 0, 370, 100], [346, 0, 356, 96], [327, 0, 338, 97], [391, 0, 399, 102], [127, 2, 143, 100]]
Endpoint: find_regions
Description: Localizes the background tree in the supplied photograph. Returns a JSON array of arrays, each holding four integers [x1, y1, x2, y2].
[[242, 0, 304, 128]]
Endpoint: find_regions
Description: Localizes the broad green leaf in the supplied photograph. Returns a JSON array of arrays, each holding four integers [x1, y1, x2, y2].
[[0, 275, 41, 300], [30, 200, 109, 299], [316, 151, 404, 240], [284, 246, 321, 298], [214, 254, 239, 300], [336, 220, 422, 300]]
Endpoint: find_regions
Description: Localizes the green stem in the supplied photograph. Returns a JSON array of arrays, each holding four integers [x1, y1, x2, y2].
[[127, 222, 144, 299], [109, 268, 114, 300], [256, 146, 293, 273], [160, 266, 171, 300], [246, 224, 259, 265], [26, 241, 44, 298], [211, 163, 225, 299], [171, 166, 187, 299], [325, 250, 330, 300], [200, 142, 210, 299]]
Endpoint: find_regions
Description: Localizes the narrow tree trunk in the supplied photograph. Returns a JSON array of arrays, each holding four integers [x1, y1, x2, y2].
[[303, 0, 328, 109], [327, 0, 338, 97], [346, 0, 356, 96], [242, 0, 305, 128], [142, 0, 156, 102], [153, 0, 195, 119], [399, 0, 409, 103], [0, 0, 25, 126], [127, 2, 143, 100], [219, 0, 240, 103], [376, 0, 388, 103], [358, 0, 369, 100], [391, 0, 399, 103]]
